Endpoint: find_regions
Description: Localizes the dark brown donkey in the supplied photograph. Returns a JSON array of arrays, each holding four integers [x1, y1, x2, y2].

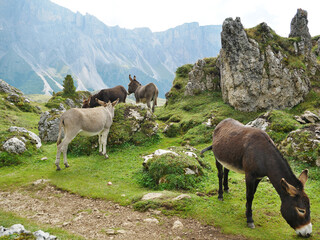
[[128, 74, 158, 112], [82, 85, 127, 108], [201, 118, 312, 237]]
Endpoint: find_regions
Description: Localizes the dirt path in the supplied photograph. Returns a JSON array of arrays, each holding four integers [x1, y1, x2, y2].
[[0, 180, 246, 240]]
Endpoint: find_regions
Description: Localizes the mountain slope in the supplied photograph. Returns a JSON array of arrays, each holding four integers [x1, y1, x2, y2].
[[0, 0, 221, 97]]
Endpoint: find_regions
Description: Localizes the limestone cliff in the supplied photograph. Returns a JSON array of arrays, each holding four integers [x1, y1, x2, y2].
[[218, 11, 319, 112]]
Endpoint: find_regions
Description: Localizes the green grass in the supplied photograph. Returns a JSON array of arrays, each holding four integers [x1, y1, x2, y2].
[[1, 93, 320, 240]]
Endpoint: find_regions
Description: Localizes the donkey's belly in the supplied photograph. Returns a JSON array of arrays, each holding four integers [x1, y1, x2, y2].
[[79, 130, 101, 137], [216, 158, 245, 174]]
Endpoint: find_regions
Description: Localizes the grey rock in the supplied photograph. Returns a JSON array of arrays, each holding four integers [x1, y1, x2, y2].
[[172, 220, 184, 230], [9, 126, 42, 149], [0, 79, 23, 95], [218, 17, 311, 112], [289, 9, 312, 55], [185, 59, 219, 96], [295, 111, 320, 124], [38, 109, 64, 142], [3, 137, 26, 154], [142, 193, 163, 201]]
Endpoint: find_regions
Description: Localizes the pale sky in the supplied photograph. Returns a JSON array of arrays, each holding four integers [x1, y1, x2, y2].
[[51, 0, 320, 37]]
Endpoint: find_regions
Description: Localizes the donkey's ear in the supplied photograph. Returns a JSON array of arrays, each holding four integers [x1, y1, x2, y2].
[[298, 169, 308, 186], [129, 74, 133, 81], [112, 98, 119, 107], [281, 178, 298, 197]]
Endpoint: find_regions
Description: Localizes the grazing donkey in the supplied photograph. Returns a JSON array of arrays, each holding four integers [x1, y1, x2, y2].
[[201, 118, 312, 237], [128, 74, 158, 112], [82, 85, 127, 108], [55, 98, 119, 171]]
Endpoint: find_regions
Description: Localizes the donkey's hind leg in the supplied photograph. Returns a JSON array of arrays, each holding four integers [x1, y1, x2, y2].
[[223, 168, 230, 193], [215, 160, 224, 201]]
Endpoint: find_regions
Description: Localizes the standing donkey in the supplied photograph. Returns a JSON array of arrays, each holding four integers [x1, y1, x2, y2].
[[55, 99, 119, 170], [128, 74, 158, 112], [201, 118, 312, 237]]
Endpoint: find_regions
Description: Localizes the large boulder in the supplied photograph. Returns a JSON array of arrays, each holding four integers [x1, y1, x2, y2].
[[38, 107, 65, 143], [139, 146, 211, 190], [280, 124, 320, 166], [218, 16, 313, 112]]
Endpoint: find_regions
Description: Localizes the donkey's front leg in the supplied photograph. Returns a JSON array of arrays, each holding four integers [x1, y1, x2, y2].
[[245, 174, 262, 228]]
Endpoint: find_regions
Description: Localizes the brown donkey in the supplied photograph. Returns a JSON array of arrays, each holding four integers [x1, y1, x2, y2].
[[128, 74, 158, 112], [201, 118, 312, 237]]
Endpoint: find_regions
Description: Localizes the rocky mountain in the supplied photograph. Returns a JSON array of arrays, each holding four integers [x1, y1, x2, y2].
[[217, 9, 319, 112], [0, 0, 221, 97]]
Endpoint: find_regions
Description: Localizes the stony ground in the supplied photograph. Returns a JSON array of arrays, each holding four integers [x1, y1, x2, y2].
[[0, 180, 246, 240]]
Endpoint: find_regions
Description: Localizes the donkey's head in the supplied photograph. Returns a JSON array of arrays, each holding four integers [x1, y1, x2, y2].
[[96, 98, 119, 117], [280, 170, 312, 237], [128, 74, 141, 94], [82, 97, 91, 108]]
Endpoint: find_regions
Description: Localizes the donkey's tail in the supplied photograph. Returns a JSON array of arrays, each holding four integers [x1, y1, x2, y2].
[[56, 119, 64, 145], [200, 145, 213, 157]]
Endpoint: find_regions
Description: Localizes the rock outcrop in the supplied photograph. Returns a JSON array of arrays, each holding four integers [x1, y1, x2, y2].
[[2, 127, 41, 155], [38, 107, 65, 143], [184, 58, 220, 96], [289, 8, 312, 55], [218, 15, 313, 112], [280, 124, 320, 166]]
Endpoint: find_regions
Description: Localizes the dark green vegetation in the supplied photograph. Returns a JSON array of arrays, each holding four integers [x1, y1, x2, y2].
[[62, 74, 76, 97]]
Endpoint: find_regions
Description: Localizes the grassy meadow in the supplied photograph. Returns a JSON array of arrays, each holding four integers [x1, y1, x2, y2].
[[0, 91, 320, 240]]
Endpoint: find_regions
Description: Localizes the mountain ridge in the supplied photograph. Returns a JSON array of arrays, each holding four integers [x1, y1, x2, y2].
[[0, 0, 221, 97]]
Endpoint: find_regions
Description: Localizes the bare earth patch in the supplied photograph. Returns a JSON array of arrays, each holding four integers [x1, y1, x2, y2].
[[0, 181, 246, 240]]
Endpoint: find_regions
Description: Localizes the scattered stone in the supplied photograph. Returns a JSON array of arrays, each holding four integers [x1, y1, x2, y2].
[[295, 111, 320, 124], [107, 182, 112, 185], [105, 229, 116, 235], [41, 157, 48, 161], [33, 179, 50, 185], [9, 126, 42, 149], [0, 224, 56, 239], [173, 194, 191, 201], [246, 117, 269, 131], [143, 218, 159, 224], [142, 193, 163, 201], [172, 220, 184, 230], [184, 168, 196, 175]]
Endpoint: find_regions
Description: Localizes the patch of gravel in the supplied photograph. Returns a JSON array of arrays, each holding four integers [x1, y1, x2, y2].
[[0, 181, 246, 240]]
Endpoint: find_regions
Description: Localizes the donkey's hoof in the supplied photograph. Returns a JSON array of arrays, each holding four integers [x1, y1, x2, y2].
[[218, 197, 223, 201], [56, 167, 61, 171], [105, 154, 109, 159], [65, 164, 70, 168], [247, 222, 255, 229], [224, 189, 229, 193]]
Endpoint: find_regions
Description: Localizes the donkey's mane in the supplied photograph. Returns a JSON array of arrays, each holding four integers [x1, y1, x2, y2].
[[262, 131, 302, 189]]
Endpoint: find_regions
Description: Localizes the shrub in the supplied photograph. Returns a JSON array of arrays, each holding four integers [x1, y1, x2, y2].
[[138, 152, 207, 190], [176, 64, 193, 78]]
